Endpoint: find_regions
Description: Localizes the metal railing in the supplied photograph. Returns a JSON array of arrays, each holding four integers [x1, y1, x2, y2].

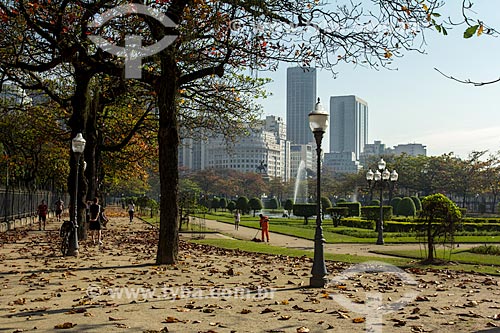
[[0, 187, 69, 223]]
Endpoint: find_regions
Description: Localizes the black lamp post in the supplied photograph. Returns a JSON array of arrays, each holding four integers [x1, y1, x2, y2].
[[366, 158, 398, 245], [308, 98, 329, 288], [68, 133, 86, 256]]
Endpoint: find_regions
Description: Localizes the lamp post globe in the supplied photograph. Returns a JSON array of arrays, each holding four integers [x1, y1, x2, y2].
[[67, 133, 86, 256], [308, 98, 329, 288]]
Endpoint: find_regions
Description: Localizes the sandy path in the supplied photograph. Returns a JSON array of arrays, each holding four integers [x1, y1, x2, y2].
[[0, 209, 499, 333]]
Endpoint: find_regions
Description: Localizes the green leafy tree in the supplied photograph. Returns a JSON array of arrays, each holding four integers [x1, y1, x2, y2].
[[248, 197, 263, 217], [293, 204, 316, 225], [236, 196, 249, 215], [420, 193, 462, 263]]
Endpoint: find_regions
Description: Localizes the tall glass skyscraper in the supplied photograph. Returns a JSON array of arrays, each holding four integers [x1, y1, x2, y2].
[[286, 67, 317, 145], [330, 95, 368, 160]]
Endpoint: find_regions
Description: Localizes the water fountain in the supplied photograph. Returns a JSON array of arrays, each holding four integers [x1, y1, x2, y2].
[[293, 160, 308, 204]]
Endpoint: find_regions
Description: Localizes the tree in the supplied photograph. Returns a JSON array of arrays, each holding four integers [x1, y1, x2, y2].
[[1, 0, 481, 265], [226, 200, 236, 213], [293, 204, 316, 225], [236, 196, 249, 215], [248, 197, 263, 217], [420, 193, 462, 263]]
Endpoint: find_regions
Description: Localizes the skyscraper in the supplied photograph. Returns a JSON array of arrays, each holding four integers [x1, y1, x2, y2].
[[330, 95, 368, 160], [286, 67, 317, 145]]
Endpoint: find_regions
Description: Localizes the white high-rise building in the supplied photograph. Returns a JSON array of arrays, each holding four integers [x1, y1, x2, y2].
[[179, 116, 291, 180], [330, 95, 368, 160]]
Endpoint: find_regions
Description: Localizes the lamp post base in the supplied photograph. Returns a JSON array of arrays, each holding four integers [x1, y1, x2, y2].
[[376, 240, 384, 245], [310, 275, 328, 288], [66, 249, 79, 257]]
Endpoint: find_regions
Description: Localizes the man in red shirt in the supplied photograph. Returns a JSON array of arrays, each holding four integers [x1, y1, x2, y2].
[[259, 214, 270, 242], [37, 200, 48, 231]]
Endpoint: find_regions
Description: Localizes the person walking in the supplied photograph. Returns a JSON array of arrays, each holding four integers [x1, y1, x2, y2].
[[234, 210, 240, 230], [37, 200, 48, 231], [54, 199, 64, 222], [89, 197, 103, 246], [259, 213, 270, 242], [127, 201, 135, 223]]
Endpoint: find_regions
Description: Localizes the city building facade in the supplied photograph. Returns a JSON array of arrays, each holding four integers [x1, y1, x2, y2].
[[286, 67, 317, 145], [330, 95, 368, 160]]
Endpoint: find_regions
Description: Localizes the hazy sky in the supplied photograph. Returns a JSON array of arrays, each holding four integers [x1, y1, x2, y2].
[[257, 1, 500, 158]]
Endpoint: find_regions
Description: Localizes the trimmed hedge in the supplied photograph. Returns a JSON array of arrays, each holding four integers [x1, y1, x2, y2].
[[337, 218, 375, 230], [398, 197, 416, 217], [361, 206, 393, 222], [336, 202, 361, 217]]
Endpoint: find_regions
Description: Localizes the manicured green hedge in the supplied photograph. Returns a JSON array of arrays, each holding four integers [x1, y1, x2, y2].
[[336, 202, 361, 217], [361, 206, 393, 222], [337, 218, 375, 229]]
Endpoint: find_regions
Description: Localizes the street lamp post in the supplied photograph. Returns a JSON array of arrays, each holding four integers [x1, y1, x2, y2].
[[308, 98, 329, 288], [366, 158, 398, 245], [68, 133, 86, 256]]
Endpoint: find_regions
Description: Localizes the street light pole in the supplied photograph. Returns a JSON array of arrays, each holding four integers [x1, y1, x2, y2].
[[308, 98, 329, 288], [67, 133, 86, 256], [366, 158, 398, 245]]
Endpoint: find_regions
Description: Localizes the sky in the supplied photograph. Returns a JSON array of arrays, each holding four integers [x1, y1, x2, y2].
[[257, 1, 500, 158]]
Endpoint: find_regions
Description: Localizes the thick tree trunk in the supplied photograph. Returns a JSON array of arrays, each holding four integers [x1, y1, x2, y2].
[[156, 55, 180, 265]]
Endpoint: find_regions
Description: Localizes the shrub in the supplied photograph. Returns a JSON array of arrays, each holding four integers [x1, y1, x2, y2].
[[293, 203, 316, 225], [321, 196, 333, 215], [398, 197, 416, 217], [361, 206, 393, 224], [248, 197, 263, 216], [336, 202, 361, 217], [391, 197, 402, 215], [411, 196, 422, 211], [284, 199, 294, 213], [369, 199, 380, 206], [327, 207, 349, 227], [266, 197, 279, 210], [337, 218, 375, 229], [211, 197, 220, 212]]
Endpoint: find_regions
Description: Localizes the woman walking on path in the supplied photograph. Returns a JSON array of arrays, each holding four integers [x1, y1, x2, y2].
[[127, 202, 135, 223], [234, 210, 240, 230], [89, 197, 103, 246], [37, 200, 48, 231]]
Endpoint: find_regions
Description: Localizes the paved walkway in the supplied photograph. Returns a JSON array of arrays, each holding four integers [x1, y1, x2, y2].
[[189, 217, 476, 258]]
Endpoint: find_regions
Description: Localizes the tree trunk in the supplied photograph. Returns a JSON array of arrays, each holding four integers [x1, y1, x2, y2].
[[427, 219, 434, 262], [156, 54, 180, 265]]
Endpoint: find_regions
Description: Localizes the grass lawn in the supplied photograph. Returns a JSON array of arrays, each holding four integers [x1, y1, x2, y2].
[[195, 212, 500, 244], [372, 248, 500, 267], [191, 238, 500, 276]]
